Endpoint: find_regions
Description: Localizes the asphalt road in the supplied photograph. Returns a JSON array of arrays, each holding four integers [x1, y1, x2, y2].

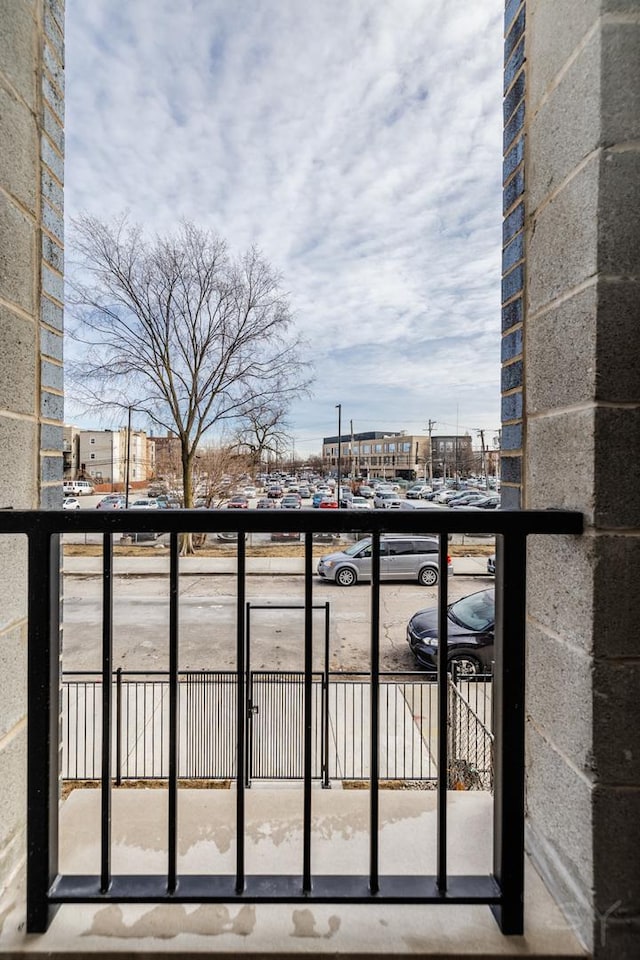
[[61, 571, 494, 675]]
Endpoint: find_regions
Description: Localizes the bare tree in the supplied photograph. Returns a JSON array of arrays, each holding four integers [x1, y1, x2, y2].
[[68, 215, 311, 539], [234, 401, 292, 475]]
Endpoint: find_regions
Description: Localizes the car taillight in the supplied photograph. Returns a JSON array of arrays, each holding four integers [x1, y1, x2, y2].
[[447, 555, 452, 565]]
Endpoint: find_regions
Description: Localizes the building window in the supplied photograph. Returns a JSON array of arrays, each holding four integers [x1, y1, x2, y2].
[[375, 444, 382, 453], [363, 444, 370, 454], [388, 443, 396, 453], [402, 442, 411, 453], [90, 438, 95, 444], [90, 453, 95, 460]]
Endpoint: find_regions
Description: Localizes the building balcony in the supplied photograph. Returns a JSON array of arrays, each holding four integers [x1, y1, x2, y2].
[[0, 507, 586, 957]]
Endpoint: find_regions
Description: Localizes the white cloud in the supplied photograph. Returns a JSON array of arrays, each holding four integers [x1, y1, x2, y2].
[[65, 0, 504, 455]]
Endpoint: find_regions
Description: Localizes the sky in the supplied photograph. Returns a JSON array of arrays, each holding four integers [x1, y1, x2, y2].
[[64, 0, 504, 457]]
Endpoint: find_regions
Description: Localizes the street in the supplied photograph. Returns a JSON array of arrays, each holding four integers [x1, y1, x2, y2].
[[61, 571, 494, 674]]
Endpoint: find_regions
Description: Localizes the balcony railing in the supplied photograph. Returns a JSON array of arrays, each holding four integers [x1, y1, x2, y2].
[[0, 506, 583, 935]]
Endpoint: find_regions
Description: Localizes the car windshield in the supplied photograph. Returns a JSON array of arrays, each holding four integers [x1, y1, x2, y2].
[[448, 590, 495, 631], [342, 539, 371, 557]]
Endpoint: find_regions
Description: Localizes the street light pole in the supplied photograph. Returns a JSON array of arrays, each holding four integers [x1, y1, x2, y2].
[[335, 403, 342, 508], [124, 405, 133, 508]]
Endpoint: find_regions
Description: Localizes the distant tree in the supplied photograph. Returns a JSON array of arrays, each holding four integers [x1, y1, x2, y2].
[[68, 215, 311, 549], [234, 401, 292, 475]]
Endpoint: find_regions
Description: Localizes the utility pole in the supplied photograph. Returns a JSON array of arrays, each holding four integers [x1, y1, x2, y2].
[[427, 419, 436, 485], [335, 404, 342, 508], [478, 429, 487, 486], [350, 419, 355, 479], [124, 406, 132, 508]]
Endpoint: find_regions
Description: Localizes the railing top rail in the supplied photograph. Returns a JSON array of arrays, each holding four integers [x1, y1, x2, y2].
[[0, 507, 583, 537]]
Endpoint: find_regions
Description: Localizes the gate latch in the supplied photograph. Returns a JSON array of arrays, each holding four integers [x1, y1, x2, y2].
[[247, 701, 259, 717]]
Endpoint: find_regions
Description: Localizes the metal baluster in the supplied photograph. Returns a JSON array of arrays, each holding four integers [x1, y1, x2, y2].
[[100, 533, 113, 892], [167, 532, 179, 893], [369, 530, 380, 893], [303, 531, 314, 891], [437, 533, 449, 892]]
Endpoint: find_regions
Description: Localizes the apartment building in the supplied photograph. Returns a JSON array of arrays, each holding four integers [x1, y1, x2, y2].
[[76, 428, 154, 485], [321, 430, 430, 480]]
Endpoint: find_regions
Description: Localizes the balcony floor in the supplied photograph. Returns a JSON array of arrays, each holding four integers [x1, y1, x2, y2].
[[0, 786, 586, 958]]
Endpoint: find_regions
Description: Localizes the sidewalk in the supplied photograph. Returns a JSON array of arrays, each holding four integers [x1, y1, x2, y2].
[[62, 555, 493, 577]]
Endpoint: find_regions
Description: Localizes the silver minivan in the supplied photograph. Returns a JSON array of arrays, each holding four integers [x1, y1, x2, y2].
[[317, 535, 449, 587]]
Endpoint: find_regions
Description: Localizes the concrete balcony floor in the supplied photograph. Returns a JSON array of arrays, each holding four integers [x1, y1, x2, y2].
[[0, 786, 586, 958]]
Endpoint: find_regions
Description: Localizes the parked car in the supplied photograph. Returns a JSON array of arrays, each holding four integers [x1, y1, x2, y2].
[[267, 485, 283, 499], [226, 494, 249, 508], [373, 491, 404, 509], [96, 495, 126, 510], [312, 492, 327, 508], [270, 531, 301, 541], [317, 535, 449, 587], [129, 498, 159, 510], [487, 555, 495, 576], [62, 496, 81, 510], [318, 496, 338, 509], [63, 479, 94, 496], [406, 587, 495, 675], [349, 496, 372, 510], [447, 493, 488, 508], [281, 494, 301, 509], [256, 497, 275, 509], [406, 484, 432, 499], [358, 485, 374, 498], [298, 486, 311, 499]]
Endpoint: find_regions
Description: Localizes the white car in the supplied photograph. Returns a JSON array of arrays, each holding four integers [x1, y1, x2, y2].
[[62, 497, 81, 510], [350, 496, 373, 510], [129, 498, 159, 510]]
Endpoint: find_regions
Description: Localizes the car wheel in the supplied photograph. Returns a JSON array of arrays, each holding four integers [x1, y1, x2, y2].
[[418, 566, 438, 587], [335, 567, 356, 587], [448, 653, 482, 677]]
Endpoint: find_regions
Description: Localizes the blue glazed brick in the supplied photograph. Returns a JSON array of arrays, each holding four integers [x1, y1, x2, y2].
[[502, 297, 523, 331], [42, 167, 64, 210], [502, 263, 524, 302], [42, 75, 65, 123], [501, 423, 523, 451], [41, 390, 64, 420], [503, 201, 524, 244], [502, 391, 523, 422], [501, 359, 523, 392], [44, 8, 64, 64], [41, 295, 63, 331], [46, 0, 64, 34], [41, 454, 63, 482], [41, 137, 63, 183], [503, 167, 524, 214], [41, 359, 63, 391], [501, 327, 523, 362], [41, 423, 63, 450], [502, 232, 524, 273], [41, 484, 64, 510], [41, 327, 63, 361], [504, 36, 525, 94], [42, 199, 64, 244], [42, 234, 63, 272], [503, 137, 524, 183], [43, 105, 64, 153], [43, 40, 64, 95], [42, 264, 64, 303], [504, 101, 525, 153], [501, 455, 522, 483], [505, 0, 522, 35], [500, 484, 521, 509], [504, 70, 525, 125], [504, 7, 525, 64]]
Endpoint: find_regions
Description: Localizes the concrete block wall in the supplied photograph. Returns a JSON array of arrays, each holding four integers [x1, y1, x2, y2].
[[0, 0, 64, 899], [510, 1, 640, 956]]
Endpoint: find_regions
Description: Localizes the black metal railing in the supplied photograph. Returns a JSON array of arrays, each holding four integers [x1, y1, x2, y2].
[[62, 669, 475, 784], [0, 506, 583, 934]]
